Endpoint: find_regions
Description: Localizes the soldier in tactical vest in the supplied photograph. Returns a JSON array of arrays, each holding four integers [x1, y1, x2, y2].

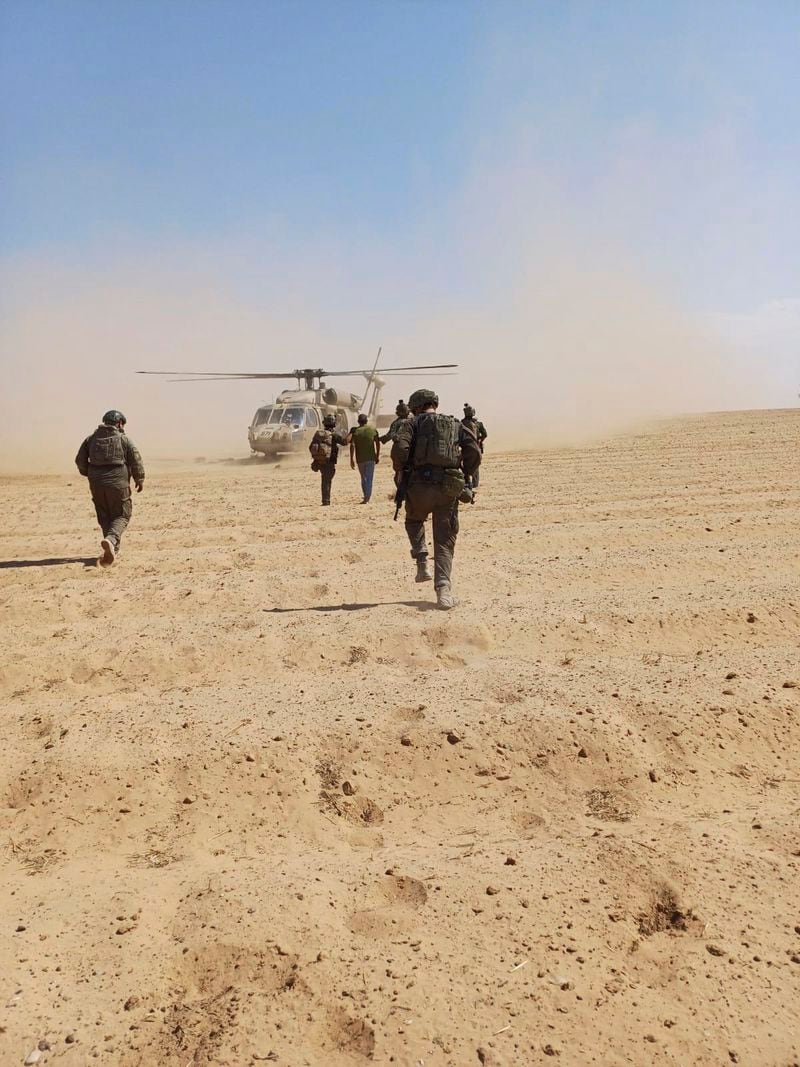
[[380, 400, 410, 444], [309, 413, 348, 506], [462, 404, 487, 489], [391, 389, 481, 610], [75, 410, 145, 566]]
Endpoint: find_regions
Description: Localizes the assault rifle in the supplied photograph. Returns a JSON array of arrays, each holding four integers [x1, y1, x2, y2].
[[393, 468, 410, 521]]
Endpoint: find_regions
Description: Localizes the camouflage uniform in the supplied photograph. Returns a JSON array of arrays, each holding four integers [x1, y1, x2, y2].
[[392, 413, 481, 591], [310, 429, 348, 505], [461, 410, 487, 488], [75, 425, 145, 552], [379, 414, 409, 445]]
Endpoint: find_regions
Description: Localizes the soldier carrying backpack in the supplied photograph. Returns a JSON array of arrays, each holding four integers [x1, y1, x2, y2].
[[75, 410, 145, 566], [309, 413, 348, 506], [391, 389, 481, 609]]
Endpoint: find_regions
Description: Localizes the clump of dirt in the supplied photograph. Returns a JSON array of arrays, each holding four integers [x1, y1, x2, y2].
[[638, 884, 701, 937]]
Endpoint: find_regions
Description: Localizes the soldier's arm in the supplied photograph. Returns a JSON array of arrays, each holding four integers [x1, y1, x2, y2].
[[75, 438, 90, 477], [459, 424, 482, 477], [125, 437, 146, 487], [391, 420, 413, 471], [309, 431, 319, 455]]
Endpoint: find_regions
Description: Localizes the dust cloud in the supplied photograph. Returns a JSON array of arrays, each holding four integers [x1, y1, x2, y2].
[[0, 216, 754, 474]]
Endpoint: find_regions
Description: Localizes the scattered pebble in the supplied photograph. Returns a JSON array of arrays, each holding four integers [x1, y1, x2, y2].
[[648, 769, 658, 782], [24, 1051, 41, 1066], [341, 781, 356, 796], [182, 796, 195, 805], [486, 885, 500, 896], [706, 943, 726, 957], [577, 747, 588, 758], [446, 731, 463, 745], [782, 681, 798, 689], [400, 735, 412, 746]]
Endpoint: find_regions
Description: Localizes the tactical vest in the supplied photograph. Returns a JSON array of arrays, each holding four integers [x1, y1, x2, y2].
[[88, 430, 126, 467], [309, 430, 334, 464], [411, 413, 461, 469]]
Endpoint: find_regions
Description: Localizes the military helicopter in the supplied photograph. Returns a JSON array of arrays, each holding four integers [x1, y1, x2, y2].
[[137, 351, 457, 458]]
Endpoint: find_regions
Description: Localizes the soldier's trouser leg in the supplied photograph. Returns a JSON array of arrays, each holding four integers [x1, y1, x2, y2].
[[431, 501, 458, 589], [404, 487, 431, 562], [320, 463, 335, 505], [472, 467, 480, 489], [90, 484, 132, 549]]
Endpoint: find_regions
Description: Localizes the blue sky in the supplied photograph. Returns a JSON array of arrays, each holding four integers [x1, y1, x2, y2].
[[1, 1, 797, 462], [3, 1, 798, 305]]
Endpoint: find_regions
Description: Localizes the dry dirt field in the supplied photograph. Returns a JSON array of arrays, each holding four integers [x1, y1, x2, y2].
[[1, 408, 799, 1067]]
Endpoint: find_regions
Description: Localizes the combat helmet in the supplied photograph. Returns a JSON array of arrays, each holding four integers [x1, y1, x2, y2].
[[322, 413, 336, 429], [463, 403, 476, 419], [102, 409, 126, 425], [407, 389, 438, 413]]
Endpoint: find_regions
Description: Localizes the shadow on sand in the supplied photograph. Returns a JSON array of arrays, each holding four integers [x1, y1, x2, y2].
[[265, 600, 438, 613], [0, 556, 98, 570]]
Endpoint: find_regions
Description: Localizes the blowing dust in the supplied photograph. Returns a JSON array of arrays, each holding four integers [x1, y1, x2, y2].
[[0, 228, 754, 473]]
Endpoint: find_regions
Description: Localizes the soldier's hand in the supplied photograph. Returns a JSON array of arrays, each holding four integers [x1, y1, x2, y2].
[[135, 482, 144, 493]]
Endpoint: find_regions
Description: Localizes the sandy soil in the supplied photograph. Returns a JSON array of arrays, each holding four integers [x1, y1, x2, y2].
[[1, 408, 799, 1067]]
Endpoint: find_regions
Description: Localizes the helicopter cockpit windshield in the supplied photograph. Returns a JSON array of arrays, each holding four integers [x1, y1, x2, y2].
[[253, 405, 319, 429]]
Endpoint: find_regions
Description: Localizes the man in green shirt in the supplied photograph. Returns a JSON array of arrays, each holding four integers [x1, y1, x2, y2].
[[348, 413, 381, 503]]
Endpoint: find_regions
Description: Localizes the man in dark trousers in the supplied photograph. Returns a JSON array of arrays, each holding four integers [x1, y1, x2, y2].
[[75, 410, 145, 565], [391, 389, 481, 610], [309, 413, 348, 506]]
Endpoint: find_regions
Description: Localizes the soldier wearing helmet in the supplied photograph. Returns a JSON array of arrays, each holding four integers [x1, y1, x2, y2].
[[391, 389, 481, 609], [461, 403, 487, 489], [309, 412, 348, 506], [75, 410, 145, 566], [379, 400, 410, 444]]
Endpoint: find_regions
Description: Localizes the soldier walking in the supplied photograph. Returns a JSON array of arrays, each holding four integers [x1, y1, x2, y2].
[[75, 410, 145, 566], [461, 404, 487, 489], [309, 413, 348, 506], [379, 400, 410, 444], [392, 389, 481, 610]]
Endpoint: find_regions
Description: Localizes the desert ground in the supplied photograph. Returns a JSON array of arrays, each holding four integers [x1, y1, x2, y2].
[[1, 408, 799, 1067]]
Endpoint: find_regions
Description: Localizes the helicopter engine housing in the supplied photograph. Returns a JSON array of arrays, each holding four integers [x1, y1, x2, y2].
[[322, 387, 362, 411]]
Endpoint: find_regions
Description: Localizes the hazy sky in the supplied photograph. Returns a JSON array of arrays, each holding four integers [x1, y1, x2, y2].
[[1, 1, 798, 464]]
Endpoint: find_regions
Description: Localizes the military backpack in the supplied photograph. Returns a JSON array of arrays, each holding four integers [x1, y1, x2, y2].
[[411, 413, 461, 469], [309, 430, 333, 468], [88, 430, 126, 467]]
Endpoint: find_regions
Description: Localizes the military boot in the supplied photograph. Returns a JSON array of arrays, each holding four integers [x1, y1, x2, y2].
[[100, 538, 116, 566], [436, 582, 459, 610], [415, 557, 433, 583]]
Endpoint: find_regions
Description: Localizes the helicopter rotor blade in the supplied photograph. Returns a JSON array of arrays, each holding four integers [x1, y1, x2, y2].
[[322, 364, 458, 376], [163, 372, 458, 382], [137, 370, 299, 379], [138, 363, 459, 382]]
